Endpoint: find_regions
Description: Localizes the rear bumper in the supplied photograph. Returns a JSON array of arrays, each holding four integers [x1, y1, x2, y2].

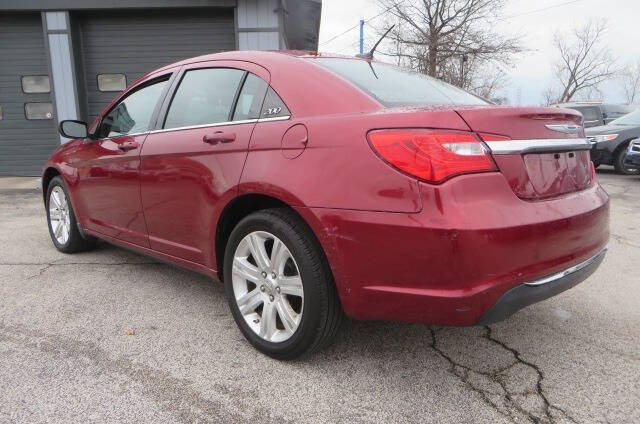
[[299, 171, 610, 326], [476, 246, 607, 324]]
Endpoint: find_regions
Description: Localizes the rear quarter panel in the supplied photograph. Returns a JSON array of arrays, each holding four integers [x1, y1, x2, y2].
[[239, 108, 472, 212]]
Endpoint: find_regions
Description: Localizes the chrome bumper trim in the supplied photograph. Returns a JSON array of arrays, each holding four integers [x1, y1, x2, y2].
[[485, 138, 591, 155], [524, 246, 608, 287]]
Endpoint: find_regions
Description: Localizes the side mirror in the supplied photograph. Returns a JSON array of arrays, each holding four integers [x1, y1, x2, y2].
[[59, 120, 88, 139]]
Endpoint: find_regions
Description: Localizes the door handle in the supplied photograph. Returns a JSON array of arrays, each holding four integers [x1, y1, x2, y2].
[[117, 141, 139, 151], [203, 131, 236, 145]]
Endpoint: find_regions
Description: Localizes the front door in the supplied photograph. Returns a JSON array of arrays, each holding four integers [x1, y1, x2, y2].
[[140, 64, 270, 267], [72, 77, 170, 246]]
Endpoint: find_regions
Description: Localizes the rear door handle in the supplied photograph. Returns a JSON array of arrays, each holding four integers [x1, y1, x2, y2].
[[203, 131, 236, 145], [117, 141, 139, 151]]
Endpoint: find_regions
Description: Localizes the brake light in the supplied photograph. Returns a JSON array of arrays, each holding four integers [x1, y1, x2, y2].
[[367, 129, 496, 183]]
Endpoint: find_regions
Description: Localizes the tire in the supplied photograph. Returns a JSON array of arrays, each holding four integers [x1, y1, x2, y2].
[[46, 176, 97, 253], [614, 142, 640, 175], [223, 208, 342, 360]]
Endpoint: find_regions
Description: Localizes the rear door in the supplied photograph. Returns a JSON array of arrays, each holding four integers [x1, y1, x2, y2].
[[140, 61, 270, 267]]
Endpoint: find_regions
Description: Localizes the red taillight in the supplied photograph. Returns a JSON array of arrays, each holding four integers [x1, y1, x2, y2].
[[367, 129, 496, 183]]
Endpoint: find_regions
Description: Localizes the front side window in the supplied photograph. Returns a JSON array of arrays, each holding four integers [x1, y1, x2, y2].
[[22, 75, 51, 93], [311, 58, 488, 107], [97, 78, 168, 138], [260, 87, 290, 119], [164, 68, 245, 129], [232, 73, 268, 121]]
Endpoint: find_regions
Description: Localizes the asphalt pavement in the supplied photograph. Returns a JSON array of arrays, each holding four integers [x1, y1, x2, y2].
[[1, 168, 638, 423]]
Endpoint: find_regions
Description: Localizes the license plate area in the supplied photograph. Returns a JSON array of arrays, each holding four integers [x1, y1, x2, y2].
[[521, 150, 592, 199]]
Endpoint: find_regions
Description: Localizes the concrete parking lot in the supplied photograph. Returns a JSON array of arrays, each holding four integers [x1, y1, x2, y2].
[[0, 169, 638, 424]]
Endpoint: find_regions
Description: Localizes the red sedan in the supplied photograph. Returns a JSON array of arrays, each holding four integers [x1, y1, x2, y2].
[[43, 51, 609, 359]]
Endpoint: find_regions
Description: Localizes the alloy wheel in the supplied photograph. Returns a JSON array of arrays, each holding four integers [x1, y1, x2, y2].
[[231, 231, 304, 343], [49, 186, 71, 245]]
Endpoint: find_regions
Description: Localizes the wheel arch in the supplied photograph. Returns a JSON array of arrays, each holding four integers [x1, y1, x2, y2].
[[42, 166, 61, 202], [215, 193, 324, 282], [613, 137, 635, 158], [612, 137, 640, 172]]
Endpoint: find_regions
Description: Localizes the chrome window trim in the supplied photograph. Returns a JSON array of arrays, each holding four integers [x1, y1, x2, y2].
[[257, 115, 291, 123], [146, 115, 292, 135], [148, 119, 260, 134], [485, 138, 591, 155], [524, 247, 608, 287]]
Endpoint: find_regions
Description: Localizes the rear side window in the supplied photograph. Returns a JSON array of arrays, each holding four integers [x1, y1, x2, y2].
[[260, 87, 290, 119], [164, 68, 245, 129], [232, 73, 268, 121], [97, 78, 168, 138], [311, 58, 487, 107]]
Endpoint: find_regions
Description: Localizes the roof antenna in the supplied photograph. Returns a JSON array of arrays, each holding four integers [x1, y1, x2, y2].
[[356, 25, 395, 60]]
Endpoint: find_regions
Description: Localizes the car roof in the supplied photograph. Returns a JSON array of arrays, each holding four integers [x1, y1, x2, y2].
[[151, 50, 362, 74]]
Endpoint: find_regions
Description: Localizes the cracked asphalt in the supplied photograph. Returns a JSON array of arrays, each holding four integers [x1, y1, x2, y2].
[[1, 168, 639, 423]]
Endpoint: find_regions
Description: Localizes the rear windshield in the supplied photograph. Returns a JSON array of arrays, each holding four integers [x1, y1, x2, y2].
[[610, 109, 640, 126], [311, 58, 488, 107]]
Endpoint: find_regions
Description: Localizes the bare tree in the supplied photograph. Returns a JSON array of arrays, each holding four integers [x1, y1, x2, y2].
[[545, 19, 617, 104], [374, 0, 522, 99], [619, 61, 640, 104]]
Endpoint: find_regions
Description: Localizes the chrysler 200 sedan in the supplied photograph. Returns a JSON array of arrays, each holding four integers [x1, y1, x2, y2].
[[43, 51, 609, 359]]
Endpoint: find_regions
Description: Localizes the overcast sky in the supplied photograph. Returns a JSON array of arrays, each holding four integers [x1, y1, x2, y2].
[[317, 0, 640, 105]]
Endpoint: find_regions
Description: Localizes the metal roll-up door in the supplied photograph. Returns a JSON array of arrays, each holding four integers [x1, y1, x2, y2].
[[78, 8, 235, 122], [0, 13, 58, 176]]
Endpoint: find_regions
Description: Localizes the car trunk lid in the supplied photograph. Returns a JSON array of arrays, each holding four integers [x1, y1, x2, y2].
[[456, 106, 593, 200]]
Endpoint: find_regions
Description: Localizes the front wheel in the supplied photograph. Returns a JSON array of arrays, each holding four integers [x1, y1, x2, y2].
[[223, 208, 342, 359], [46, 176, 96, 253]]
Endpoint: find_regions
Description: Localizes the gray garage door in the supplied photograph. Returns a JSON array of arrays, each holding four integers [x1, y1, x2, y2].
[[78, 8, 235, 122], [0, 14, 58, 176]]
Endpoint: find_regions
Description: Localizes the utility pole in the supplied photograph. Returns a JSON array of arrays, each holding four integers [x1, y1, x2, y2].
[[359, 20, 364, 55], [460, 55, 468, 87]]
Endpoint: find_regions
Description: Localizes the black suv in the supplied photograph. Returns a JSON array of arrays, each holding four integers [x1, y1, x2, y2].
[[554, 103, 636, 128], [586, 109, 640, 174]]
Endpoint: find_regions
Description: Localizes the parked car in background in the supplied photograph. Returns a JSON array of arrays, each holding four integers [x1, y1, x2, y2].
[[624, 138, 640, 170], [554, 102, 636, 128], [42, 51, 609, 359], [586, 109, 640, 174]]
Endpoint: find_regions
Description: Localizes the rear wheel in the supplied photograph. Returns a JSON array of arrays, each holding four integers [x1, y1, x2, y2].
[[46, 176, 96, 253], [614, 142, 640, 175], [223, 208, 342, 359]]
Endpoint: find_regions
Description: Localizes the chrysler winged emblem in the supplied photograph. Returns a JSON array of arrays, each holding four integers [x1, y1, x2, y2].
[[545, 124, 582, 134]]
